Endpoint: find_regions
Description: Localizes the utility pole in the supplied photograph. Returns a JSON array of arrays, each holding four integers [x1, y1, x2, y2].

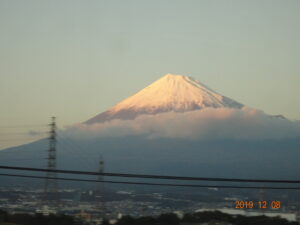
[[43, 116, 59, 212]]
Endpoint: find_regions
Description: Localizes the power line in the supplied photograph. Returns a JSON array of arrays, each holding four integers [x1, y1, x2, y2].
[[0, 132, 47, 135], [0, 138, 46, 141], [0, 125, 47, 128], [1, 165, 300, 184], [0, 157, 44, 163], [56, 133, 96, 171], [0, 173, 299, 190]]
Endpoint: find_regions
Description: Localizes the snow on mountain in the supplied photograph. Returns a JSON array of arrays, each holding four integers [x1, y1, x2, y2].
[[85, 73, 243, 124]]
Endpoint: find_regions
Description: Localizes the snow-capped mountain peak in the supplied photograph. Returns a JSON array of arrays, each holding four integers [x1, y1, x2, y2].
[[85, 73, 243, 124]]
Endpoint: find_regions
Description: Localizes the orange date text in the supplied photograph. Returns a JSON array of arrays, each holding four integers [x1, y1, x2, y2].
[[235, 200, 281, 209]]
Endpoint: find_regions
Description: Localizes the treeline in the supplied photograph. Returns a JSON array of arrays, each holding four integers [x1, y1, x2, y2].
[[115, 211, 299, 225], [0, 210, 82, 225], [0, 210, 298, 225]]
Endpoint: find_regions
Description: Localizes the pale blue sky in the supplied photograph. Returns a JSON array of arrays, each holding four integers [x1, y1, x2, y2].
[[0, 0, 300, 149]]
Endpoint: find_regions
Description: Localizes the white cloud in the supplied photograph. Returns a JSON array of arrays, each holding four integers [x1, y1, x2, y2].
[[64, 107, 300, 140]]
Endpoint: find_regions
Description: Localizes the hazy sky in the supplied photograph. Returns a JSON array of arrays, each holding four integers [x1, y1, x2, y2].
[[0, 0, 300, 149]]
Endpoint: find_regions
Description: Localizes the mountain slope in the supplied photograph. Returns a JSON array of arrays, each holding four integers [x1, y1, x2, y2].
[[1, 73, 300, 186], [85, 74, 243, 124]]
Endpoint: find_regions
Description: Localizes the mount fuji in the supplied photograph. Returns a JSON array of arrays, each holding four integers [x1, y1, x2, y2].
[[85, 74, 243, 124], [0, 73, 300, 184]]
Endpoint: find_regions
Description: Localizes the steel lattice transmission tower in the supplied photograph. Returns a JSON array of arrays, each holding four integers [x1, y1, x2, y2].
[[96, 155, 105, 216], [97, 155, 105, 190], [44, 116, 59, 208]]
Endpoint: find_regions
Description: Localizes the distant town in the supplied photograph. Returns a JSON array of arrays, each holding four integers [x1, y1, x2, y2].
[[0, 184, 299, 224]]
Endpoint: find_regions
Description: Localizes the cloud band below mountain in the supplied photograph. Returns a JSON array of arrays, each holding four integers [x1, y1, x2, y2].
[[65, 107, 300, 140]]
